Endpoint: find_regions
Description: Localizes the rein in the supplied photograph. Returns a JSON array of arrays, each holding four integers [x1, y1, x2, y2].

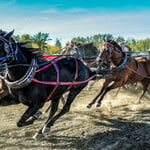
[[126, 63, 150, 79]]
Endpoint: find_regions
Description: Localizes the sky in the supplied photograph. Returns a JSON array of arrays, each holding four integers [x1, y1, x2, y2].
[[0, 0, 150, 45]]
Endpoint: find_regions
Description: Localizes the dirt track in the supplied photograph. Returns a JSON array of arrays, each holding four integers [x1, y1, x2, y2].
[[0, 81, 150, 150]]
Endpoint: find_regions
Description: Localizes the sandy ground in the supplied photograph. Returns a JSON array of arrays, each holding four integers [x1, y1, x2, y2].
[[0, 80, 149, 150]]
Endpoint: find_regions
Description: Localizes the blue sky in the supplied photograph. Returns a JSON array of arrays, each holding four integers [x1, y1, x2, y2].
[[0, 0, 150, 45]]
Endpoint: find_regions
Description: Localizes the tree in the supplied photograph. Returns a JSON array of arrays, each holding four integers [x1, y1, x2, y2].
[[20, 34, 31, 42], [13, 35, 20, 41], [116, 36, 125, 42], [31, 32, 51, 51], [55, 38, 62, 48]]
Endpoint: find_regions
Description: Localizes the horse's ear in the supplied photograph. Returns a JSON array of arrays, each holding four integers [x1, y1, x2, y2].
[[4, 29, 14, 39]]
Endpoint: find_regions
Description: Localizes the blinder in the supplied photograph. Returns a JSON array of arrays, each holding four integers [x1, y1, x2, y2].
[[0, 35, 18, 63]]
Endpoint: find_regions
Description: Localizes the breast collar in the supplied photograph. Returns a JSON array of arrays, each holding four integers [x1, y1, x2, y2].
[[4, 58, 38, 89]]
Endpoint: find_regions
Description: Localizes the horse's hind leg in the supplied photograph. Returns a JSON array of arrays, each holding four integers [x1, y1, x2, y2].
[[36, 86, 85, 138], [33, 98, 60, 139]]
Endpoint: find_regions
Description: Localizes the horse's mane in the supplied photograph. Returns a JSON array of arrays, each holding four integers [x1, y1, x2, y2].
[[18, 42, 47, 63]]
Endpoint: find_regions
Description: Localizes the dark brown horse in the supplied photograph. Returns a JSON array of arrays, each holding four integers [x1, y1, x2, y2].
[[87, 40, 150, 108], [61, 41, 99, 68]]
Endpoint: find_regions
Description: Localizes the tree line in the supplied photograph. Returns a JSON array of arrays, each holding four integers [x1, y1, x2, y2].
[[72, 34, 150, 52], [13, 32, 62, 54], [13, 32, 150, 54]]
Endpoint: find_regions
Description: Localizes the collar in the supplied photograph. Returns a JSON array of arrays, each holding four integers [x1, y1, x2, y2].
[[4, 58, 38, 89], [111, 52, 128, 69]]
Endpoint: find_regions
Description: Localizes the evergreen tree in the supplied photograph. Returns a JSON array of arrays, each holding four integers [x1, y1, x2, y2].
[[55, 38, 62, 48]]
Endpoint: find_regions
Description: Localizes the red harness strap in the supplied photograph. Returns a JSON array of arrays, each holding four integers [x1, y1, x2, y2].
[[45, 63, 60, 102], [32, 56, 80, 102], [42, 55, 60, 59]]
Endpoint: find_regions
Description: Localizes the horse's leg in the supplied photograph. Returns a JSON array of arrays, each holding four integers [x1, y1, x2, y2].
[[17, 104, 43, 127], [86, 85, 106, 108], [35, 86, 85, 138], [136, 80, 149, 104], [33, 98, 60, 139], [60, 93, 67, 105], [115, 87, 121, 97], [95, 84, 115, 107], [87, 79, 111, 108], [95, 81, 123, 107]]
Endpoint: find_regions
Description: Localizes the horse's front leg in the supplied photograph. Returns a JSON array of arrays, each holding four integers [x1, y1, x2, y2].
[[87, 85, 106, 108], [17, 104, 42, 127], [95, 81, 123, 107], [87, 79, 111, 108]]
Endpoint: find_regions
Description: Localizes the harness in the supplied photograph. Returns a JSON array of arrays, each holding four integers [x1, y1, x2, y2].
[[100, 42, 128, 70], [4, 58, 38, 89], [2, 55, 95, 102], [99, 42, 150, 79], [0, 34, 96, 102], [71, 45, 99, 67], [31, 56, 95, 101]]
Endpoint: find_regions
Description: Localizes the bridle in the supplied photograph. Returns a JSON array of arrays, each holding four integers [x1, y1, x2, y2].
[[0, 36, 19, 64], [98, 42, 128, 70]]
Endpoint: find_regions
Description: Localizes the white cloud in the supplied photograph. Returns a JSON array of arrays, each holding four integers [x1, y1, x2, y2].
[[40, 7, 88, 14], [1, 10, 150, 45]]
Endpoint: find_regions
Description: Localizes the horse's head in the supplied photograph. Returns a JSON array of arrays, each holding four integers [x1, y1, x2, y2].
[[62, 41, 83, 58], [97, 40, 124, 69], [0, 30, 17, 64]]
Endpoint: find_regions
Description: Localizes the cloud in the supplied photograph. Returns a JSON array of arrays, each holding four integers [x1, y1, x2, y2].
[[41, 7, 88, 14], [1, 9, 150, 45]]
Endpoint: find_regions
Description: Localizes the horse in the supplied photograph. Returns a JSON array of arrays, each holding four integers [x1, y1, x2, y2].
[[87, 40, 150, 108], [0, 30, 97, 138], [61, 41, 99, 68]]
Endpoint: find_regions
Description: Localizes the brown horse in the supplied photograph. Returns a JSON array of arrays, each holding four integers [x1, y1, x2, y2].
[[87, 40, 150, 108]]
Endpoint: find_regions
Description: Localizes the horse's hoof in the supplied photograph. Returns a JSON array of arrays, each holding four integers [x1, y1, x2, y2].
[[95, 102, 101, 107], [42, 126, 50, 135], [33, 132, 44, 139], [17, 121, 24, 127], [87, 104, 92, 109]]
